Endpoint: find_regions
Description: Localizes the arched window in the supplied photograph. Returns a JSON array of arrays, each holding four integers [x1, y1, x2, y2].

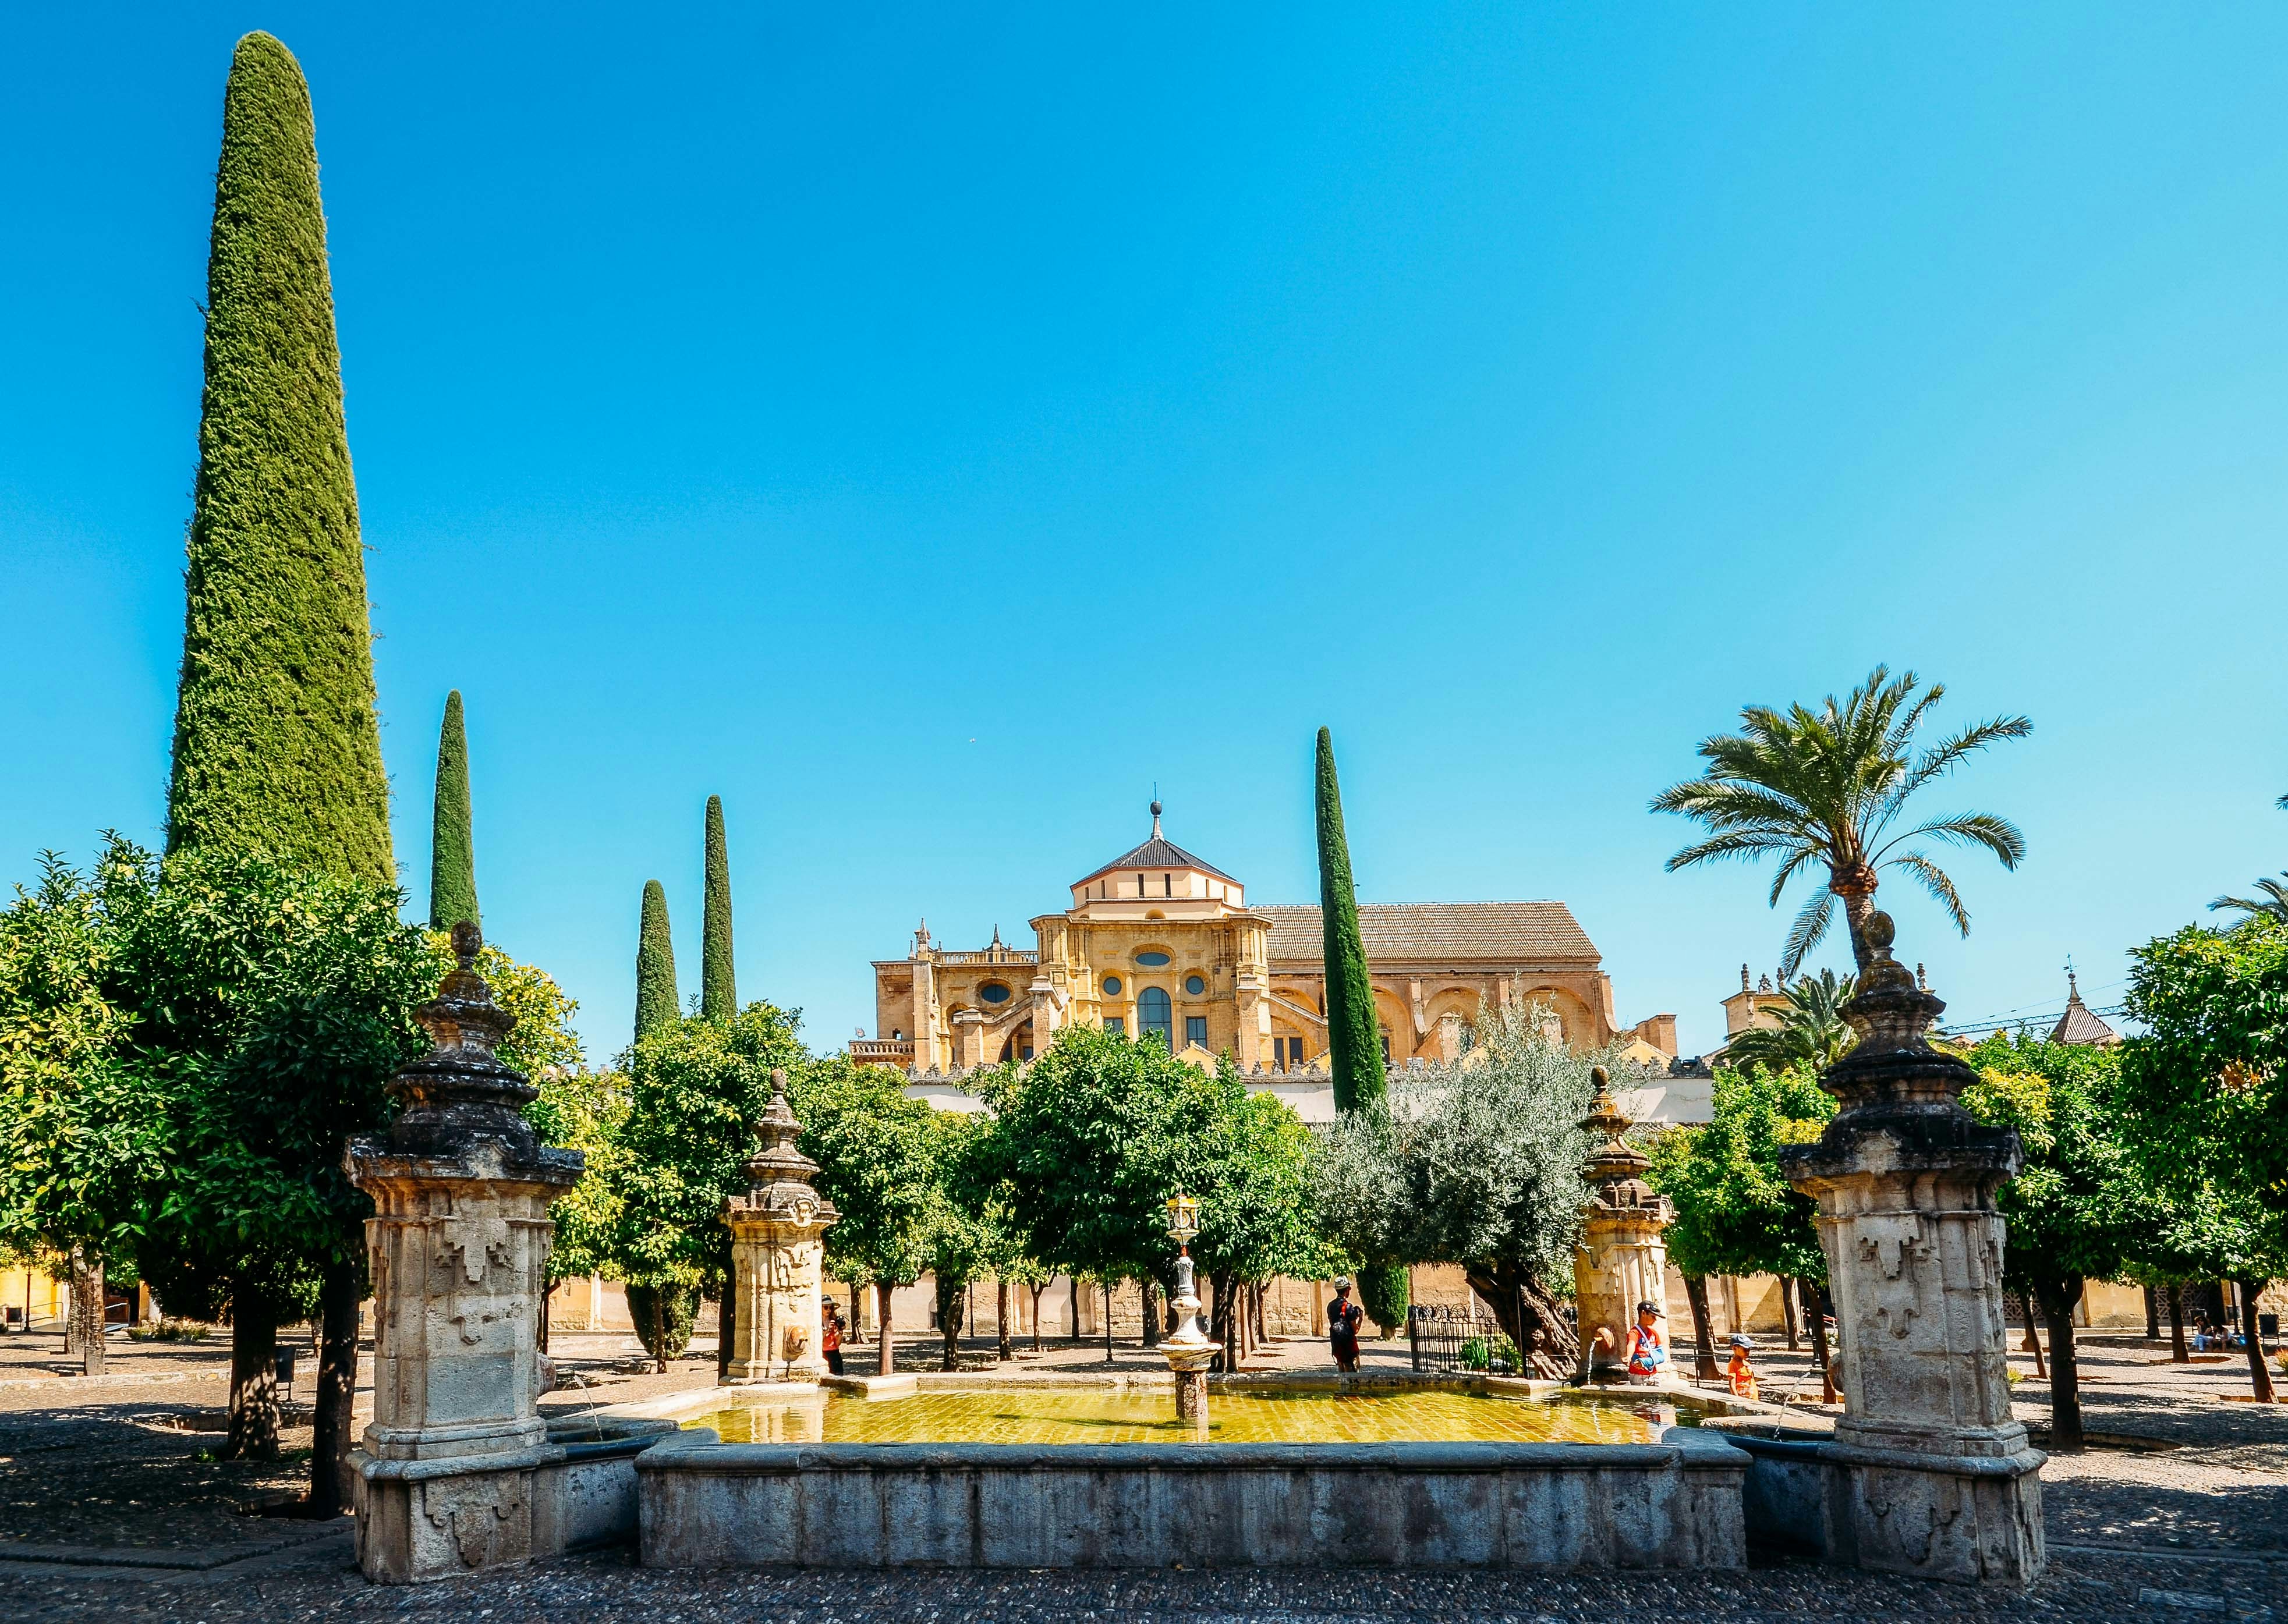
[[1138, 986, 1174, 1048]]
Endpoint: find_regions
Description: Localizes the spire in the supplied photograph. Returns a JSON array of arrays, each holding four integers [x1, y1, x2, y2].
[[1150, 798, 1163, 839]]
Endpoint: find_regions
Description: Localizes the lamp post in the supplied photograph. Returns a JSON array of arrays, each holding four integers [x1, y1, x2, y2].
[[1160, 1192, 1219, 1426]]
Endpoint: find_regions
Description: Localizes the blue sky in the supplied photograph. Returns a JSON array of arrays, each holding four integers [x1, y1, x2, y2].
[[7, 5, 2287, 1063]]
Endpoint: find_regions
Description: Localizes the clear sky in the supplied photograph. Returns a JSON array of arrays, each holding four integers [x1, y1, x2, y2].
[[7, 5, 2287, 1065]]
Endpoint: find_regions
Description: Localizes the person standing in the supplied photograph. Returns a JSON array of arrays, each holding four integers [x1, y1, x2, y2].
[[1327, 1277, 1364, 1374], [821, 1300, 845, 1376]]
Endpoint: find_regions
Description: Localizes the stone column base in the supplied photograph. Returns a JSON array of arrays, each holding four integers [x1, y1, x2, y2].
[[1816, 1439, 2046, 1588], [353, 1448, 552, 1584], [721, 1360, 827, 1385]]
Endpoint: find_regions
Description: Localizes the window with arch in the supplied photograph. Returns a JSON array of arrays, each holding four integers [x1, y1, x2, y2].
[[1138, 986, 1173, 1048]]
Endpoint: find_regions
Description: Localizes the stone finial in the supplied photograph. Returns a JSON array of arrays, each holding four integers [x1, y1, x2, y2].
[[1740, 963, 1751, 992], [371, 921, 557, 1167], [729, 1070, 838, 1226], [1579, 1066, 1661, 1215]]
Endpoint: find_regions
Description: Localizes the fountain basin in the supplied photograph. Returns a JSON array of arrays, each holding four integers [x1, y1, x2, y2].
[[631, 1381, 1747, 1570]]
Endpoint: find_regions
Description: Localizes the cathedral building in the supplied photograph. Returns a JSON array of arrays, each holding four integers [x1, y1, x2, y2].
[[852, 804, 1682, 1118]]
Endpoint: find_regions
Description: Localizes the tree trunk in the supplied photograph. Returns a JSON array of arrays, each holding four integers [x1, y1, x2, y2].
[[938, 1278, 964, 1372], [225, 1285, 281, 1460], [1683, 1276, 1722, 1382], [539, 1280, 551, 1353], [717, 1281, 735, 1380], [2018, 1290, 2047, 1377], [1139, 1279, 1158, 1348], [2033, 1275, 2085, 1451], [1802, 1279, 1837, 1405], [1832, 868, 1880, 972], [309, 1256, 362, 1516], [2143, 1285, 2159, 1341], [1029, 1282, 1044, 1352], [1103, 1283, 1114, 1364], [997, 1279, 1013, 1361], [2236, 1279, 2276, 1403], [1069, 1278, 1082, 1343], [649, 1290, 668, 1375], [69, 1249, 105, 1378], [2167, 1283, 2188, 1363], [1209, 1271, 1237, 1373], [876, 1282, 896, 1376], [1252, 1282, 1267, 1347], [1464, 1266, 1577, 1380], [1781, 1276, 1800, 1351]]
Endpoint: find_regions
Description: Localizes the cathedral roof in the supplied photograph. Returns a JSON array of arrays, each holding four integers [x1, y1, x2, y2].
[[1257, 901, 1599, 965], [2049, 973, 2119, 1047], [1076, 803, 1240, 886]]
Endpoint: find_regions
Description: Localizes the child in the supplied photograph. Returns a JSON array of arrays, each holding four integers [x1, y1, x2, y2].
[[1727, 1333, 1759, 1400], [1625, 1301, 1668, 1384]]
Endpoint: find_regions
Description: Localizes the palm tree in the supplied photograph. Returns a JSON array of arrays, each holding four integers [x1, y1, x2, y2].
[[2209, 875, 2288, 922], [1724, 970, 1858, 1073], [1653, 666, 2031, 976]]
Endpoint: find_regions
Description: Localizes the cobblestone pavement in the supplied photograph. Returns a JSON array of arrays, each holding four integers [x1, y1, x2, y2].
[[1, 1329, 2280, 1621]]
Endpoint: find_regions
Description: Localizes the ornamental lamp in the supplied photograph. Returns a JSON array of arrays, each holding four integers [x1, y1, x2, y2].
[[1164, 1192, 1200, 1248]]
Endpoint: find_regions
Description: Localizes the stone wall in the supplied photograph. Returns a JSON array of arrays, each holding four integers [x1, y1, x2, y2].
[[636, 1429, 1749, 1570]]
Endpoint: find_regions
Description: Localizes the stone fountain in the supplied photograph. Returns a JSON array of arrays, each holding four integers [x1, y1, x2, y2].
[[1572, 1066, 1673, 1383], [1779, 910, 2044, 1587], [722, 1070, 839, 1383], [1159, 1192, 1221, 1427]]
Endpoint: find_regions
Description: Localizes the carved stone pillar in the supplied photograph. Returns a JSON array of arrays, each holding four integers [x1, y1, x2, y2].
[[1572, 1068, 1671, 1380], [1780, 911, 2043, 1587], [723, 1071, 840, 1383], [346, 924, 582, 1584]]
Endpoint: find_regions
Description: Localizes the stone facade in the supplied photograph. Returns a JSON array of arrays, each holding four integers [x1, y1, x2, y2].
[[1780, 912, 2045, 1588], [1573, 1069, 1672, 1378], [857, 803, 1678, 1088], [722, 1070, 839, 1383], [346, 924, 584, 1584]]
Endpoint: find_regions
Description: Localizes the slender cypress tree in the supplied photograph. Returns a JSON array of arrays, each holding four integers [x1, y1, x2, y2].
[[427, 691, 479, 933], [167, 31, 391, 882], [1316, 729, 1409, 1334], [635, 880, 678, 1043], [1315, 728, 1381, 1111], [701, 796, 736, 1022]]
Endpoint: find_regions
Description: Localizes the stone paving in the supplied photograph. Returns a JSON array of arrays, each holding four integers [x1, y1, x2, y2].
[[1, 1327, 2280, 1620]]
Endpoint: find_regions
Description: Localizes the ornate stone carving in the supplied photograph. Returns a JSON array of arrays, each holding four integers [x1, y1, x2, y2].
[[1780, 912, 2044, 1587], [345, 924, 582, 1583], [722, 1070, 840, 1384], [1572, 1067, 1671, 1379]]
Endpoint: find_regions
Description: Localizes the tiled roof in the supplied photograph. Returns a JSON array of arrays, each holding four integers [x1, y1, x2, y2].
[[1257, 902, 1600, 965], [2050, 995, 2119, 1047], [1078, 833, 1239, 886]]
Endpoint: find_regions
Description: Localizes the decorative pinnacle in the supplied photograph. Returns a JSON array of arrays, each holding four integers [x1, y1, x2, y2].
[[1579, 1065, 1659, 1213], [450, 919, 481, 970], [1150, 798, 1163, 837]]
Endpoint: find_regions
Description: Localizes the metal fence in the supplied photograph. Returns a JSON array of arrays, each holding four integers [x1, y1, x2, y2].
[[1405, 1304, 1520, 1375]]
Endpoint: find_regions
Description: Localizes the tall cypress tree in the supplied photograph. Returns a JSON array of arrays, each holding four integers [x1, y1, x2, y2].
[[1315, 728, 1381, 1111], [635, 880, 678, 1043], [701, 795, 736, 1022], [427, 691, 479, 932], [167, 31, 391, 883]]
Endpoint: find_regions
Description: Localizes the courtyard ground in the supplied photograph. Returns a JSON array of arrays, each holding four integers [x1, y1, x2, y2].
[[1, 1326, 2280, 1621]]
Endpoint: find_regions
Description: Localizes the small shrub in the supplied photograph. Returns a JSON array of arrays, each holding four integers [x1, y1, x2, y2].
[[127, 1318, 211, 1343]]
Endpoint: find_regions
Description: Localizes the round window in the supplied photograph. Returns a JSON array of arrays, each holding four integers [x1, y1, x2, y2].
[[978, 982, 1011, 1005], [1184, 974, 1206, 996], [1136, 951, 1171, 967], [1102, 976, 1122, 996]]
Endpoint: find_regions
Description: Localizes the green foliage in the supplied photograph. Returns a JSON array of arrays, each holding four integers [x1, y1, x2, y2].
[[607, 1002, 803, 1295], [622, 1282, 697, 1363], [525, 1067, 628, 1284], [2119, 919, 2288, 1270], [1314, 729, 1382, 1111], [427, 692, 478, 932], [789, 1057, 947, 1293], [1651, 665, 2030, 974], [634, 881, 677, 1045], [1356, 1261, 1410, 1336], [1646, 1061, 1833, 1284], [702, 797, 736, 1023], [1724, 970, 1857, 1074], [1315, 1005, 1599, 1288], [1960, 1033, 2144, 1290], [0, 855, 169, 1270], [167, 33, 390, 884]]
